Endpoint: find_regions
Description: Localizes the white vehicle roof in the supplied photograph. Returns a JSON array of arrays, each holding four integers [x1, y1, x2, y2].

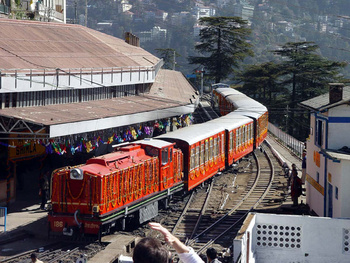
[[156, 122, 226, 145], [207, 112, 253, 130], [214, 87, 267, 114]]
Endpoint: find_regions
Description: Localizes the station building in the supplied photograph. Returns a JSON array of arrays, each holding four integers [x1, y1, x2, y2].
[[0, 19, 198, 206], [300, 83, 350, 218]]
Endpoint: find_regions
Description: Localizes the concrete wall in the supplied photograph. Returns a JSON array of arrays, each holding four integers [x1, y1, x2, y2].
[[237, 213, 350, 263]]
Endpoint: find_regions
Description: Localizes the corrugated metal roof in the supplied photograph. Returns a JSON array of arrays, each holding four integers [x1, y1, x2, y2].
[[300, 86, 350, 111], [0, 19, 159, 70]]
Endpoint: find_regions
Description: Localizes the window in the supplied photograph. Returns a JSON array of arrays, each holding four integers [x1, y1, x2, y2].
[[316, 172, 320, 183], [200, 143, 204, 165], [170, 148, 173, 162], [205, 140, 209, 162], [335, 187, 338, 200], [230, 131, 233, 151], [195, 146, 199, 167], [217, 136, 220, 156], [190, 148, 195, 170], [214, 137, 217, 157], [316, 119, 324, 147], [221, 134, 224, 153], [162, 148, 168, 165], [209, 138, 213, 160]]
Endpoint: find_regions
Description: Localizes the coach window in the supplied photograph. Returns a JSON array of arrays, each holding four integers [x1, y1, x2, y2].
[[200, 143, 204, 165], [230, 131, 233, 151], [209, 138, 213, 160], [239, 127, 242, 146], [191, 148, 195, 170], [214, 137, 217, 157], [205, 140, 209, 163], [196, 146, 200, 167], [237, 128, 240, 148], [162, 148, 169, 165], [218, 136, 222, 155], [249, 123, 252, 140], [243, 126, 246, 144], [170, 148, 173, 162]]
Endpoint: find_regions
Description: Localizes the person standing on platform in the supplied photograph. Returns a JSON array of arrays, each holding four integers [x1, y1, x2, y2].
[[301, 150, 307, 184], [291, 163, 302, 207], [39, 171, 49, 210]]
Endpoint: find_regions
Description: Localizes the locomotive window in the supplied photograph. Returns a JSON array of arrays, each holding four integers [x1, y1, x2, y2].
[[145, 146, 158, 157], [200, 143, 204, 165], [162, 148, 168, 165], [191, 147, 195, 170], [195, 146, 199, 167], [205, 140, 209, 163]]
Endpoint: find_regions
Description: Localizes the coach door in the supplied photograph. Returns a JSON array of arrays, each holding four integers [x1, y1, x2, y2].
[[160, 146, 173, 191]]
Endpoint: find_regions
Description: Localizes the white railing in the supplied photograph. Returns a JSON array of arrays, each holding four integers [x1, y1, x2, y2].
[[268, 122, 305, 158], [0, 59, 164, 92]]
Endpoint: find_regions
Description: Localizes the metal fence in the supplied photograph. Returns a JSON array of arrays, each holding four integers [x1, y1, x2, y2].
[[0, 207, 7, 233], [268, 122, 305, 158]]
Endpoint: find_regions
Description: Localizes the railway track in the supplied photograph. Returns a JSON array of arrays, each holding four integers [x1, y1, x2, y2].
[[0, 242, 106, 263], [157, 142, 286, 261]]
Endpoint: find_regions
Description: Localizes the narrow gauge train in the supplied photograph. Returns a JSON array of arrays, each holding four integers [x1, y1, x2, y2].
[[48, 87, 268, 238]]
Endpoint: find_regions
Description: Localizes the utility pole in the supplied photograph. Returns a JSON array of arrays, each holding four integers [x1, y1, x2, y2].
[[74, 1, 77, 24], [85, 0, 88, 27], [200, 67, 204, 96], [173, 50, 176, 71], [285, 105, 289, 131]]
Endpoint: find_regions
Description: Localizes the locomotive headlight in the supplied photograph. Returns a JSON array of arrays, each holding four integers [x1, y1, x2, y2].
[[70, 168, 83, 180], [92, 205, 99, 213]]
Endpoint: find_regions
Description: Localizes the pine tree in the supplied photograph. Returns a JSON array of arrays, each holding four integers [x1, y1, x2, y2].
[[188, 16, 253, 83]]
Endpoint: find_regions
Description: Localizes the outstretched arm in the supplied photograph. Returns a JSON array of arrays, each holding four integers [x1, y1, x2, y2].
[[149, 222, 189, 253]]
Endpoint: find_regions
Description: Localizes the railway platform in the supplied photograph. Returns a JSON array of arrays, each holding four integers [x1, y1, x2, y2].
[[265, 133, 307, 208]]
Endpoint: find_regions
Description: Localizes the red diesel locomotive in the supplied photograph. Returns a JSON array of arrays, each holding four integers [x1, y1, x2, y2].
[[48, 87, 268, 238]]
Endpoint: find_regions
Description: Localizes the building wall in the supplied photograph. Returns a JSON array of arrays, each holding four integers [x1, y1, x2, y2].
[[328, 105, 350, 150], [340, 161, 350, 217], [328, 159, 342, 218], [306, 114, 325, 216], [306, 104, 350, 218]]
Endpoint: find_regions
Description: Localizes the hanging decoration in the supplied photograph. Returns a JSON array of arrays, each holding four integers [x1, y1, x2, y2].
[[0, 114, 194, 156]]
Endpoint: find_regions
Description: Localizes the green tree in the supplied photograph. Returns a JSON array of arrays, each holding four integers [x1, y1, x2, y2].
[[239, 62, 282, 104], [272, 41, 347, 138], [188, 16, 253, 83]]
